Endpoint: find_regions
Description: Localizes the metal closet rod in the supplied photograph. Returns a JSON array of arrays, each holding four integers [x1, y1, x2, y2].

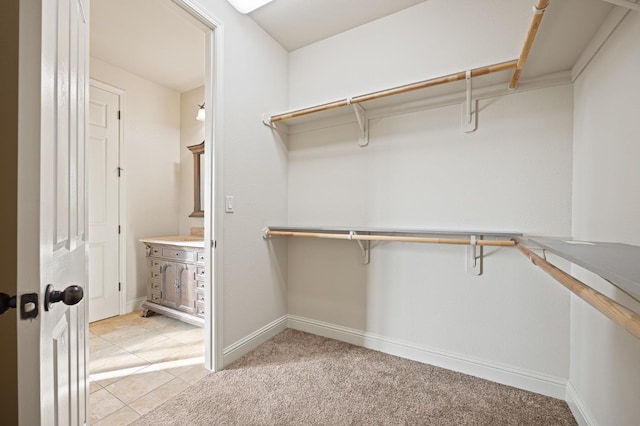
[[269, 59, 518, 123], [266, 230, 516, 247], [515, 240, 640, 341]]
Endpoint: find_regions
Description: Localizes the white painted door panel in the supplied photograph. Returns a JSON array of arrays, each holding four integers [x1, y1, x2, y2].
[[88, 85, 120, 322], [17, 0, 89, 424]]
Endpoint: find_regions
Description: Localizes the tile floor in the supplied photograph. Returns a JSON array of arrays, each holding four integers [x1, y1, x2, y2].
[[89, 310, 208, 425]]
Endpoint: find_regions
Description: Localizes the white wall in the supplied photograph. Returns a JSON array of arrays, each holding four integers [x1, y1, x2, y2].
[[570, 11, 640, 426], [287, 86, 574, 394], [90, 57, 182, 307], [285, 0, 574, 397], [288, 0, 531, 108], [179, 86, 205, 235], [190, 0, 290, 350]]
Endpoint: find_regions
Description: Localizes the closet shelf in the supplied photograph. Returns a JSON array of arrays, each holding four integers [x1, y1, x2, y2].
[[516, 239, 640, 341], [528, 237, 640, 302], [264, 226, 520, 272], [263, 0, 551, 132], [264, 60, 517, 127], [264, 226, 520, 244]]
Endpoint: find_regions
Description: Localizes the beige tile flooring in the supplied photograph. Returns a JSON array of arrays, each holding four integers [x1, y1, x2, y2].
[[89, 310, 208, 425]]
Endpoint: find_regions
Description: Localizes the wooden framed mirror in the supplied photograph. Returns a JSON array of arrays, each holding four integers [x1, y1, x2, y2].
[[187, 142, 204, 217]]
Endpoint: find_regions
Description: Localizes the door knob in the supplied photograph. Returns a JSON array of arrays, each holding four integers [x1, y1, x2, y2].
[[0, 293, 17, 315], [44, 284, 84, 311]]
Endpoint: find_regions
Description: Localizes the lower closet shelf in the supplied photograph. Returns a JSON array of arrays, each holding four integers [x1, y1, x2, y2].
[[263, 225, 521, 272]]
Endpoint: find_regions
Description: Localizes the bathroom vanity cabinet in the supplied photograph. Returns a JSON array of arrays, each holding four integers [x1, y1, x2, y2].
[[140, 236, 205, 327]]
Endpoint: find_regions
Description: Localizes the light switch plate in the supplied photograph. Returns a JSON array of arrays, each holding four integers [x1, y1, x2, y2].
[[225, 196, 234, 213]]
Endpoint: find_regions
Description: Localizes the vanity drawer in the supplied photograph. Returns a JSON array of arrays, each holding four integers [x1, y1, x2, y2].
[[150, 246, 162, 257], [150, 278, 161, 291], [196, 279, 205, 289], [196, 289, 205, 303], [150, 290, 162, 303], [197, 252, 205, 264], [195, 302, 205, 316], [150, 269, 161, 280], [162, 248, 194, 262], [150, 258, 162, 269], [196, 267, 205, 279]]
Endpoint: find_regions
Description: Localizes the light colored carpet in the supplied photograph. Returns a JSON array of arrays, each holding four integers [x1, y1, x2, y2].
[[134, 329, 576, 425]]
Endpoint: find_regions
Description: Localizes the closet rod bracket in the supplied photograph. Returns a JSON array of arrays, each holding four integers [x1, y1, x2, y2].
[[351, 103, 369, 147], [350, 231, 371, 264], [466, 235, 483, 275], [262, 113, 285, 134], [462, 70, 477, 133]]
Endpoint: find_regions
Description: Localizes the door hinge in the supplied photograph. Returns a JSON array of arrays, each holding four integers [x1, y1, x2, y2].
[[117, 110, 121, 120], [118, 282, 121, 292]]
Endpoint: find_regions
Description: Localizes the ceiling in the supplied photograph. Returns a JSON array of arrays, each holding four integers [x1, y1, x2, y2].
[[90, 0, 617, 94], [91, 0, 206, 93], [249, 0, 430, 51]]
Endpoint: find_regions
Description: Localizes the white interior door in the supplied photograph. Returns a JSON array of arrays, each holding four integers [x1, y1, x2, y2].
[[17, 0, 89, 424], [88, 84, 121, 323]]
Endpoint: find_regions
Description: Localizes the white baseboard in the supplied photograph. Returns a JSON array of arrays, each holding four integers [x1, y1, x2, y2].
[[223, 315, 288, 366], [125, 297, 146, 314], [566, 381, 597, 426], [287, 315, 567, 400]]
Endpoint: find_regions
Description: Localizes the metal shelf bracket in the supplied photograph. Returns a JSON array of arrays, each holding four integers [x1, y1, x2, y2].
[[462, 70, 477, 133], [262, 113, 276, 128], [466, 235, 483, 275], [351, 103, 369, 147], [349, 231, 371, 264]]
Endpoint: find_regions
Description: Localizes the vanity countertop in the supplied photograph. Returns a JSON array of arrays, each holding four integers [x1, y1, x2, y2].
[[140, 235, 205, 248]]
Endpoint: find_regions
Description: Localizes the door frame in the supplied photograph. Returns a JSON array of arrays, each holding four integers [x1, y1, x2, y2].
[[88, 79, 127, 318], [171, 0, 225, 372]]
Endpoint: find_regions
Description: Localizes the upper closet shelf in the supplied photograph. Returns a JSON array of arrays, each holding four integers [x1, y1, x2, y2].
[[263, 0, 550, 141], [529, 237, 640, 302], [263, 60, 517, 128]]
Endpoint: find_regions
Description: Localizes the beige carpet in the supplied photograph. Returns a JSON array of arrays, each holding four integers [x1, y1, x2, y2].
[[133, 329, 576, 425]]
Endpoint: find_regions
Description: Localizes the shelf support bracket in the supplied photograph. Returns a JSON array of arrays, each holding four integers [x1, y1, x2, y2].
[[262, 113, 276, 129], [351, 103, 369, 147], [350, 231, 370, 264], [262, 113, 286, 135], [466, 235, 483, 275], [462, 70, 477, 133]]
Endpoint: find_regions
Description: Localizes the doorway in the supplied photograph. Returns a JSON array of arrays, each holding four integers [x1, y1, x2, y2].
[[86, 0, 222, 421]]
